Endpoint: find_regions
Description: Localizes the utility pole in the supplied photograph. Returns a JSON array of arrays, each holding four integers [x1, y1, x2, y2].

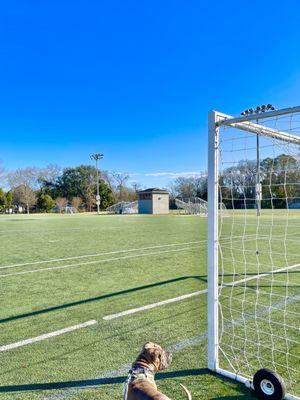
[[90, 153, 104, 215]]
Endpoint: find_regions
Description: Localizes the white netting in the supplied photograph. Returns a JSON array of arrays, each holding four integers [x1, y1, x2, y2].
[[216, 109, 300, 397], [106, 201, 138, 214]]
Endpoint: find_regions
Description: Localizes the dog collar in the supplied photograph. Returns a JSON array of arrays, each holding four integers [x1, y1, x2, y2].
[[123, 365, 155, 400], [129, 365, 155, 378]]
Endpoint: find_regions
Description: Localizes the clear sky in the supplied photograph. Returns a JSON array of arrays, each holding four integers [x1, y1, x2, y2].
[[1, 0, 300, 188]]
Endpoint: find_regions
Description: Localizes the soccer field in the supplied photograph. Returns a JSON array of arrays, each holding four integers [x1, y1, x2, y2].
[[0, 213, 299, 399]]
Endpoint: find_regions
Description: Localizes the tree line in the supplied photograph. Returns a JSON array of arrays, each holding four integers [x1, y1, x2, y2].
[[1, 153, 298, 213], [0, 164, 140, 214], [168, 153, 299, 209], [220, 153, 300, 209]]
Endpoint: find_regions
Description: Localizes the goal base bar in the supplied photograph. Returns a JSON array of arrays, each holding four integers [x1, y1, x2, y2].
[[215, 368, 300, 400]]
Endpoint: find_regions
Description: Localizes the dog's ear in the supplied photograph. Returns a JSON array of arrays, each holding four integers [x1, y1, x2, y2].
[[143, 342, 154, 350]]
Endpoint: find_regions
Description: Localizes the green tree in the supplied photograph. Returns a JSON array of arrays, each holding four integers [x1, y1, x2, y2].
[[99, 181, 114, 209], [6, 191, 13, 209], [0, 188, 6, 211], [56, 165, 114, 210], [37, 193, 55, 212]]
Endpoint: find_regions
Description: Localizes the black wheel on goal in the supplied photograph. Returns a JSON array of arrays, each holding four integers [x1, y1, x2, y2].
[[253, 368, 286, 400]]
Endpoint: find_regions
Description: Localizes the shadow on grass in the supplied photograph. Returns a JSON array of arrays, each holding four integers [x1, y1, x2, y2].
[[2, 269, 296, 325], [208, 371, 258, 400], [0, 275, 205, 324], [0, 368, 209, 393]]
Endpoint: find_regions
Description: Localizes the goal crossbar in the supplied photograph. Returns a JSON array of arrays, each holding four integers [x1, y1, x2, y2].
[[216, 105, 300, 125], [214, 108, 300, 145]]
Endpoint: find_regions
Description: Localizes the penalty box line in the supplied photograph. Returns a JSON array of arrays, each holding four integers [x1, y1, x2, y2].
[[103, 262, 300, 320], [0, 320, 97, 352], [0, 246, 202, 278], [0, 234, 264, 271], [0, 241, 205, 270]]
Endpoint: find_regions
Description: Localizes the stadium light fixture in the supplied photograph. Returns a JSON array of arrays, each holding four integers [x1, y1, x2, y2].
[[90, 153, 104, 215], [241, 104, 276, 116]]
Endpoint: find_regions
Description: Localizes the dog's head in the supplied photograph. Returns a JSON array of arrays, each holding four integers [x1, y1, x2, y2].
[[138, 342, 172, 371]]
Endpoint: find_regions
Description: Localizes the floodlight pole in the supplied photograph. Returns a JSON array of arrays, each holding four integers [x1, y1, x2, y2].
[[90, 153, 104, 215]]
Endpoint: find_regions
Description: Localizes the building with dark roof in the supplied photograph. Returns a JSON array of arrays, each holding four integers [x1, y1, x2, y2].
[[137, 188, 169, 214]]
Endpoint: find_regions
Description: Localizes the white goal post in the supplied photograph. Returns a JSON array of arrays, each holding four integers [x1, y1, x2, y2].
[[207, 106, 300, 399]]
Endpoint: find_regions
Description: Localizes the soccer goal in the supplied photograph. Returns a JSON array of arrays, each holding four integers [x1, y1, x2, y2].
[[207, 106, 300, 399]]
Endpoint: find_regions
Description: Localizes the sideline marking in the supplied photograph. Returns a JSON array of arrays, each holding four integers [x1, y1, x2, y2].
[[103, 263, 300, 320], [0, 241, 204, 270], [0, 320, 97, 352], [0, 246, 201, 278]]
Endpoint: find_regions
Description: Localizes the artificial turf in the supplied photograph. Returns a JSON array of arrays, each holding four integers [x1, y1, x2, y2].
[[0, 212, 298, 399]]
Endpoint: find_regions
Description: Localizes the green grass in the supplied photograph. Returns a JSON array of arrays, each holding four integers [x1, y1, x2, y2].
[[0, 212, 298, 399]]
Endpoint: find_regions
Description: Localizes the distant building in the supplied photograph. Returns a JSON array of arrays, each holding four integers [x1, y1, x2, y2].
[[137, 188, 169, 214]]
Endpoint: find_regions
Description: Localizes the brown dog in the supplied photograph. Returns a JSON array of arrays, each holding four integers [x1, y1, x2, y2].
[[124, 342, 192, 400]]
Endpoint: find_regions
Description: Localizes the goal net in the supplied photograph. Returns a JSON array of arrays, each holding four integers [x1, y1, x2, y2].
[[207, 106, 300, 399]]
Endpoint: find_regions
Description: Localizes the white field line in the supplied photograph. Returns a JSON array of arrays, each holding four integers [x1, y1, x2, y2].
[[0, 246, 201, 278], [103, 289, 208, 320], [0, 320, 97, 352], [224, 263, 300, 287], [46, 294, 300, 400], [0, 241, 205, 270], [0, 233, 274, 271], [103, 263, 300, 320]]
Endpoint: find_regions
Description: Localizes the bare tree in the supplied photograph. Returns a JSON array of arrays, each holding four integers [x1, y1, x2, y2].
[[0, 161, 5, 185], [100, 170, 115, 191], [111, 172, 129, 201], [131, 182, 142, 193], [71, 196, 82, 210], [168, 182, 178, 201], [37, 164, 62, 188], [172, 177, 196, 200], [170, 176, 208, 201], [8, 167, 40, 189], [55, 197, 68, 213], [8, 168, 40, 214], [12, 185, 36, 214]]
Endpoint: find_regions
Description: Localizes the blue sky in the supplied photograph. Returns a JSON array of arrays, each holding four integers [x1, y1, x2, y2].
[[1, 0, 300, 188]]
